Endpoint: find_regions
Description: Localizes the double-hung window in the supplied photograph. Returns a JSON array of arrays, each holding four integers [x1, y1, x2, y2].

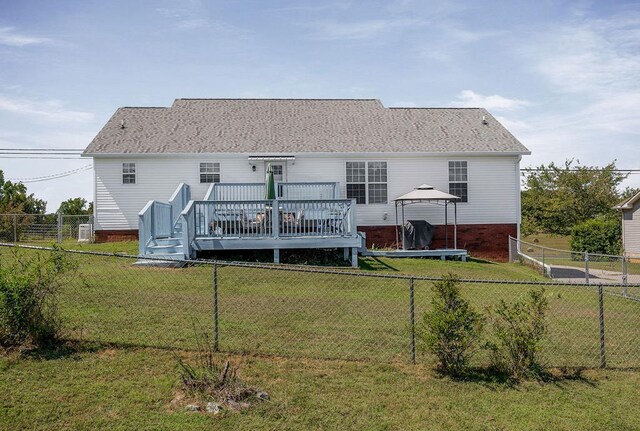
[[448, 161, 468, 203], [346, 161, 388, 204], [122, 163, 136, 184], [200, 162, 220, 183]]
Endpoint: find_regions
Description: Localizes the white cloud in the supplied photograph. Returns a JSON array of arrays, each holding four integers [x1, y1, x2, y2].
[[0, 27, 51, 47], [0, 97, 93, 122], [453, 90, 531, 111]]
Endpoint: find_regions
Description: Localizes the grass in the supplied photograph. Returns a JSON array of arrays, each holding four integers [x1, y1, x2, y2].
[[2, 345, 640, 430], [2, 241, 640, 429]]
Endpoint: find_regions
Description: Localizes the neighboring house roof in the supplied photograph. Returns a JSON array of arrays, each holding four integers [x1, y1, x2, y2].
[[83, 98, 530, 155], [614, 191, 640, 210]]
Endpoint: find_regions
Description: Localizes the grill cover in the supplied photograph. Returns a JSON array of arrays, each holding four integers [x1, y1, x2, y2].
[[403, 220, 434, 250]]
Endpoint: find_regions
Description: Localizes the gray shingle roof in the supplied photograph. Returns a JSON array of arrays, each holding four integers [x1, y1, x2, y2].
[[83, 99, 530, 155]]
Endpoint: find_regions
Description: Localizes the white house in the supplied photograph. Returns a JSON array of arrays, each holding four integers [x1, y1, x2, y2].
[[615, 191, 640, 257], [82, 98, 530, 261]]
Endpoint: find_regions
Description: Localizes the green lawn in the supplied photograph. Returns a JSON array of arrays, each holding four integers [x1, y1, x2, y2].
[[2, 242, 640, 429], [2, 347, 639, 430]]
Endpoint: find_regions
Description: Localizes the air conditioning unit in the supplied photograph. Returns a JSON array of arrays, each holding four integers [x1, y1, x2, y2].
[[78, 224, 93, 243]]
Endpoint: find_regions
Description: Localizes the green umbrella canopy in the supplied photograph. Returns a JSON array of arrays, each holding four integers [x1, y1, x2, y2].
[[265, 163, 276, 200]]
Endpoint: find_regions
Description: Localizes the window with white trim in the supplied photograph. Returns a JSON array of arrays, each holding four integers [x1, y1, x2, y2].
[[200, 162, 220, 183], [448, 161, 468, 203], [122, 163, 136, 184], [346, 161, 388, 204]]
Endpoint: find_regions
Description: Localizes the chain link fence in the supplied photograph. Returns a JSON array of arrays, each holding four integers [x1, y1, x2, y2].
[[510, 236, 640, 298], [2, 242, 639, 368], [0, 213, 93, 243]]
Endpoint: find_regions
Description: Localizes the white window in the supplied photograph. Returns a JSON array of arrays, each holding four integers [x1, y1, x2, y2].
[[200, 162, 220, 183], [346, 161, 388, 204], [122, 163, 136, 184], [448, 161, 468, 203]]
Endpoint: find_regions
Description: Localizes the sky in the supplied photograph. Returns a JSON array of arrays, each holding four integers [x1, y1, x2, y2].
[[1, 0, 639, 212]]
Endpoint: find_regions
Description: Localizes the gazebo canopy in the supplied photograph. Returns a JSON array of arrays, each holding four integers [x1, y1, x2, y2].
[[394, 184, 460, 203], [394, 184, 460, 250]]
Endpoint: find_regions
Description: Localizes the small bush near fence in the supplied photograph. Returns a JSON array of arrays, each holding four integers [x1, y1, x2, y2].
[[417, 274, 484, 376], [570, 218, 621, 256], [0, 247, 77, 347], [486, 288, 549, 379]]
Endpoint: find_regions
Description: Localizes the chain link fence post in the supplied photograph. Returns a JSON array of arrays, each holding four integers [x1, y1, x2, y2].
[[409, 276, 416, 365], [585, 252, 590, 284], [213, 261, 219, 352], [13, 214, 17, 242], [598, 284, 606, 368], [622, 257, 628, 297], [56, 213, 62, 244]]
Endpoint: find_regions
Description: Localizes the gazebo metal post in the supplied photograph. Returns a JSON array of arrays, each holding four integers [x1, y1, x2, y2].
[[401, 202, 406, 250], [454, 201, 458, 249], [444, 201, 448, 249], [395, 202, 399, 250]]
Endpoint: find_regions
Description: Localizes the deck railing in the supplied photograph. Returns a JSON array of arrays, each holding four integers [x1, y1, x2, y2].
[[204, 182, 341, 201], [138, 201, 172, 255], [278, 182, 339, 199], [190, 199, 356, 239], [168, 183, 190, 227], [205, 183, 265, 201]]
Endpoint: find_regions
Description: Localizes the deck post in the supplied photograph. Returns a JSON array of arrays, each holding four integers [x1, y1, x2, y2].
[[351, 247, 358, 268], [274, 248, 280, 264], [344, 247, 349, 261]]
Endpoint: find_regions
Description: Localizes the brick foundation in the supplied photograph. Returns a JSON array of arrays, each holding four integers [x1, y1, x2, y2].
[[96, 223, 517, 261], [359, 223, 517, 262], [95, 229, 138, 243]]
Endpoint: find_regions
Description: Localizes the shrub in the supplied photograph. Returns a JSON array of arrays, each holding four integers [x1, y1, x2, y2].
[[486, 288, 548, 379], [417, 274, 485, 376], [570, 218, 621, 256], [0, 247, 76, 347]]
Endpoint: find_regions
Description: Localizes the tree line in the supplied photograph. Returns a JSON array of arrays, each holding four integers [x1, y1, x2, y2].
[[1, 170, 92, 216]]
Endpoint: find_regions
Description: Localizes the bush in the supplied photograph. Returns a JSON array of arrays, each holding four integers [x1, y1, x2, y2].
[[570, 218, 621, 256], [0, 247, 76, 347], [417, 274, 485, 376], [486, 288, 548, 379]]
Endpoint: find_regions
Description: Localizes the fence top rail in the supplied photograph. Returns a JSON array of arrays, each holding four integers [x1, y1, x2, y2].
[[2, 241, 639, 288], [512, 236, 627, 260]]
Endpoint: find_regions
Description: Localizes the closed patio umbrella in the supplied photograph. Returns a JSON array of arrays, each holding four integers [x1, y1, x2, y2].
[[265, 163, 276, 200]]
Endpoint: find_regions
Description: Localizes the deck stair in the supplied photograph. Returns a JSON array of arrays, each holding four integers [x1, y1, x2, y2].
[[138, 183, 191, 262]]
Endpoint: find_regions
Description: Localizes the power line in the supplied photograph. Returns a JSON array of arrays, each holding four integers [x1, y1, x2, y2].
[[8, 165, 93, 183]]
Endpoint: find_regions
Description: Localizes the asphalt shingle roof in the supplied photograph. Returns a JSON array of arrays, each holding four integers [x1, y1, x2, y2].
[[83, 99, 530, 155]]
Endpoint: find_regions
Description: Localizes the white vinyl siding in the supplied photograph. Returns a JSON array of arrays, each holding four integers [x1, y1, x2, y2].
[[93, 154, 521, 230]]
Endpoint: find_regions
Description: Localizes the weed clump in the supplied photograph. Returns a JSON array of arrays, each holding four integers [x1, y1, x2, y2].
[[177, 329, 264, 411]]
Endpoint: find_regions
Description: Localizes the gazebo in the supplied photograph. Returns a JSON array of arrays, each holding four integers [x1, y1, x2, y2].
[[394, 184, 460, 250]]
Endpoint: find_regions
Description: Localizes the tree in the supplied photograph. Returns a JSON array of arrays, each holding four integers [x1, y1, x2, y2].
[[0, 170, 47, 214], [521, 160, 627, 235], [57, 197, 92, 215]]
